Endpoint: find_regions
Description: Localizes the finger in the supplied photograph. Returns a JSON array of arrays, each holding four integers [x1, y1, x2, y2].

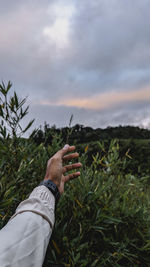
[[63, 152, 79, 161], [63, 162, 82, 173], [63, 171, 81, 183], [56, 144, 76, 158]]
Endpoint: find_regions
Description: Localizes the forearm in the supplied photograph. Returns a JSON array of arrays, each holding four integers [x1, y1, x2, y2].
[[0, 186, 55, 267], [0, 144, 81, 267]]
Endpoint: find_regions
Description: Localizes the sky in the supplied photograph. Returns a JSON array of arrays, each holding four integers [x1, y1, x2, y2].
[[0, 0, 150, 133]]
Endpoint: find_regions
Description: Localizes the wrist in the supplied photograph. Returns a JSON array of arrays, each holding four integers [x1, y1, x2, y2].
[[39, 180, 60, 204], [44, 177, 60, 188], [44, 178, 60, 188]]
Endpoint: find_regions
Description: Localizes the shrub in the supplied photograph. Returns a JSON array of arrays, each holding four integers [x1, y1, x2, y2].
[[0, 83, 150, 266]]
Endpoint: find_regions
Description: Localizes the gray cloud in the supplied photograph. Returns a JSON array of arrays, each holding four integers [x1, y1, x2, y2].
[[23, 100, 150, 137], [0, 0, 150, 131]]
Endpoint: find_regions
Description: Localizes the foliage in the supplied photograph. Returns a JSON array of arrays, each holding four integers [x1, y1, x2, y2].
[[33, 124, 150, 145], [75, 139, 150, 176], [44, 141, 150, 266], [0, 81, 34, 139], [33, 124, 150, 176], [0, 83, 150, 266]]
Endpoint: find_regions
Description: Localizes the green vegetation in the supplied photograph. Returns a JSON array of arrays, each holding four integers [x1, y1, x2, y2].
[[0, 82, 150, 266], [33, 122, 150, 177]]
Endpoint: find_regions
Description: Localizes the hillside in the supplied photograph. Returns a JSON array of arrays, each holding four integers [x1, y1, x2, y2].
[[33, 124, 150, 176]]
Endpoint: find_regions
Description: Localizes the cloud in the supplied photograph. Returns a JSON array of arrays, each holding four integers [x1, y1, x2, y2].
[[39, 87, 150, 111], [43, 3, 75, 48], [0, 0, 150, 131], [24, 100, 150, 135]]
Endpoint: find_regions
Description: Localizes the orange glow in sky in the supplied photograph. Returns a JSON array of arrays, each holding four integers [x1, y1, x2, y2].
[[40, 87, 150, 110]]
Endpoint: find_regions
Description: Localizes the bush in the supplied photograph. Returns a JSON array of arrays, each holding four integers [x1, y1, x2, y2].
[[0, 83, 150, 266]]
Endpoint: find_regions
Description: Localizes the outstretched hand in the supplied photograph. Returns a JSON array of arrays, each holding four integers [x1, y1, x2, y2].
[[44, 144, 82, 194]]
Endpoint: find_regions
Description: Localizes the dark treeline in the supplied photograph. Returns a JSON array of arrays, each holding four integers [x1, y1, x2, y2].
[[33, 123, 150, 145]]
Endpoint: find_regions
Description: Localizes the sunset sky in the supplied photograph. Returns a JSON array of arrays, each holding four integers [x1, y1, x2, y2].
[[0, 0, 150, 132]]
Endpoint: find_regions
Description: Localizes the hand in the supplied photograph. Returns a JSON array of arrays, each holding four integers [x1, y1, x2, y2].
[[44, 144, 82, 194]]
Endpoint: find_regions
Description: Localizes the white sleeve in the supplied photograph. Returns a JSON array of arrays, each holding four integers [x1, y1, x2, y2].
[[0, 185, 55, 267]]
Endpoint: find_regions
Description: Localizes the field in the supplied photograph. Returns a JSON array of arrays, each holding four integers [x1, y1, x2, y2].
[[0, 83, 150, 266]]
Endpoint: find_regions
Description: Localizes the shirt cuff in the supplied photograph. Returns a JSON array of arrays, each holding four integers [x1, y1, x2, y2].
[[10, 185, 55, 229]]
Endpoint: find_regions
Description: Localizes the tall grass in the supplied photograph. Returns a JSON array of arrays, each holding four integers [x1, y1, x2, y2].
[[0, 83, 150, 266]]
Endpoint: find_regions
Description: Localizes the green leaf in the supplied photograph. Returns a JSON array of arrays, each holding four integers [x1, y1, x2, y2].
[[22, 119, 35, 133]]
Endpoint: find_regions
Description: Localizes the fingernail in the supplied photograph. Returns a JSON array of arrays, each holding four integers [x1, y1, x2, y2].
[[63, 144, 69, 149]]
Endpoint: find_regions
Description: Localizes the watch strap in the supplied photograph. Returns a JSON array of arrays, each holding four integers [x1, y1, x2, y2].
[[39, 180, 60, 204]]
